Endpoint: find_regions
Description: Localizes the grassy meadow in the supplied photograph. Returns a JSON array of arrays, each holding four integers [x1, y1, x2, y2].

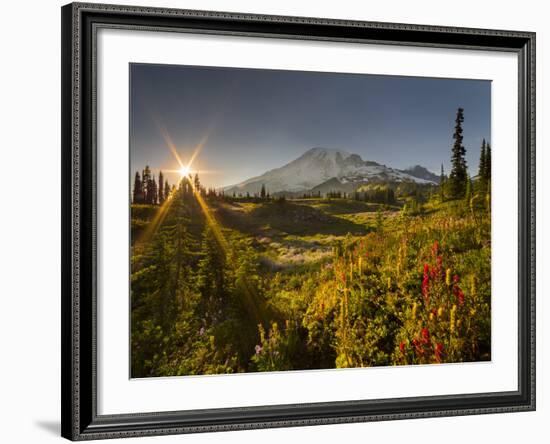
[[130, 183, 491, 377]]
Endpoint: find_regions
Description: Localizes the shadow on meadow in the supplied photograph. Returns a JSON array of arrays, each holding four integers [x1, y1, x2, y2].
[[215, 200, 371, 237]]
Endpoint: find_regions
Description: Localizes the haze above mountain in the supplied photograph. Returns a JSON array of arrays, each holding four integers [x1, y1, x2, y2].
[[224, 147, 439, 195]]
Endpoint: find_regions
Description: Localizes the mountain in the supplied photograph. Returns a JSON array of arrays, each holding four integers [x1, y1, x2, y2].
[[402, 165, 440, 184], [224, 147, 438, 195]]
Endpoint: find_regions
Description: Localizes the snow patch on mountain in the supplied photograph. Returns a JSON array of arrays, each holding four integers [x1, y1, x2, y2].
[[225, 147, 437, 195]]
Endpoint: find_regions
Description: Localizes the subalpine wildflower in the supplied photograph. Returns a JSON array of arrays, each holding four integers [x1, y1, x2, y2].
[[422, 263, 430, 300], [436, 255, 443, 275], [450, 304, 457, 333], [437, 306, 444, 317], [457, 289, 465, 305], [412, 302, 417, 319], [435, 343, 444, 363], [470, 275, 477, 298], [432, 240, 439, 256], [421, 327, 430, 343], [358, 256, 363, 273], [445, 268, 452, 286]]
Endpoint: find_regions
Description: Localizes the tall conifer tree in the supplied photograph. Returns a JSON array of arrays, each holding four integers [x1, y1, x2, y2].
[[485, 143, 491, 181], [164, 179, 170, 201], [439, 164, 445, 202], [142, 165, 152, 203], [158, 171, 164, 204], [151, 176, 158, 205], [477, 139, 487, 193], [133, 171, 143, 203], [449, 108, 468, 198]]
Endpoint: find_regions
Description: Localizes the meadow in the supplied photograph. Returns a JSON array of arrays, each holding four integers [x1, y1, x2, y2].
[[130, 181, 491, 377]]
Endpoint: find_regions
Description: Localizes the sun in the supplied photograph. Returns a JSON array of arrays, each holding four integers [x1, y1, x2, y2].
[[179, 165, 191, 177]]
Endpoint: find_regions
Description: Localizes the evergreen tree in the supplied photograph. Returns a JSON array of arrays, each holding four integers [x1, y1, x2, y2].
[[151, 176, 158, 205], [439, 164, 445, 202], [158, 171, 164, 204], [164, 179, 170, 201], [449, 108, 468, 198], [260, 184, 266, 199], [194, 173, 200, 194], [485, 142, 491, 182], [196, 226, 227, 324], [142, 166, 152, 203], [133, 171, 143, 203], [478, 139, 486, 180]]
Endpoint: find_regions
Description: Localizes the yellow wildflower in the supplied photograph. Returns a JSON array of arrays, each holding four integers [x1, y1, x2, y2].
[[450, 304, 457, 333], [470, 275, 477, 297], [445, 268, 452, 286]]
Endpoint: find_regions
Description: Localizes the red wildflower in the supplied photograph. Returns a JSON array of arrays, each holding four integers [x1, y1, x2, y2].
[[422, 264, 430, 300], [457, 289, 465, 305], [340, 272, 347, 284], [432, 240, 439, 256], [436, 255, 443, 273], [412, 338, 423, 355], [452, 285, 465, 305], [421, 327, 430, 343], [399, 342, 406, 354], [453, 274, 460, 283], [435, 343, 444, 363]]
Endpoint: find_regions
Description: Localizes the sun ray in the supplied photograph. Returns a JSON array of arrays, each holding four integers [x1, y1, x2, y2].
[[145, 120, 266, 323], [157, 123, 185, 170], [133, 188, 176, 245], [186, 176, 266, 324]]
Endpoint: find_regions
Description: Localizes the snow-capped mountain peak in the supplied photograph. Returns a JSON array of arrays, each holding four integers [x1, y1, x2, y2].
[[225, 147, 437, 195]]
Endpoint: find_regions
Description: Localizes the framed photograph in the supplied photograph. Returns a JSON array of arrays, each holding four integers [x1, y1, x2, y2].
[[61, 2, 535, 440]]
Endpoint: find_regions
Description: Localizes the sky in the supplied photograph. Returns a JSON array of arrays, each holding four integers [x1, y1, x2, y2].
[[130, 63, 491, 188]]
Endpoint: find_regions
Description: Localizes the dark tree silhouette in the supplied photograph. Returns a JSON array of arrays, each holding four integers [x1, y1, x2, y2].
[[485, 142, 491, 182], [142, 165, 152, 203], [448, 108, 468, 198], [151, 176, 159, 205], [133, 171, 143, 203], [158, 171, 164, 204], [164, 179, 170, 201], [439, 163, 446, 202]]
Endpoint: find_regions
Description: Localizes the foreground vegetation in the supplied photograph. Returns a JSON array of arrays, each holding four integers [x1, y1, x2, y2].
[[131, 180, 491, 377]]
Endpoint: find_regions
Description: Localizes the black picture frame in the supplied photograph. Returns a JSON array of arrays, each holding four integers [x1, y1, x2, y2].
[[61, 2, 536, 440]]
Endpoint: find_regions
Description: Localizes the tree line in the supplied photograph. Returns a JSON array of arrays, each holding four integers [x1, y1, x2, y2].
[[440, 107, 491, 202], [133, 166, 174, 205]]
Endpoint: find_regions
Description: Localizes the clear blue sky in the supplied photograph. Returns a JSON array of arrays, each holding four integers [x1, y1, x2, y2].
[[130, 63, 491, 188]]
